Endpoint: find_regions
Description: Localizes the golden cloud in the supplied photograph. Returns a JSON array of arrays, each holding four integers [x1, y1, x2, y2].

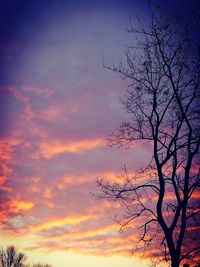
[[10, 199, 34, 212]]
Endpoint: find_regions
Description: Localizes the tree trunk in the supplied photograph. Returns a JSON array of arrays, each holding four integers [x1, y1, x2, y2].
[[171, 255, 180, 267]]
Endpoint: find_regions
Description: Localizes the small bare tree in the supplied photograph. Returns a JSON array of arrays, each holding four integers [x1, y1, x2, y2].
[[97, 7, 200, 267], [0, 246, 26, 267]]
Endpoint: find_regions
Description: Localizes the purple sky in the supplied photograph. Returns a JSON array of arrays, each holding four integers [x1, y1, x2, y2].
[[0, 1, 197, 266]]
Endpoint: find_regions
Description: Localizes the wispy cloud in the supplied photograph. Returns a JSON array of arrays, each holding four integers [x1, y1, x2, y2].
[[39, 138, 105, 158]]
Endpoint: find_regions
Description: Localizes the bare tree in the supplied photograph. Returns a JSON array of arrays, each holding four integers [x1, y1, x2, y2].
[[97, 7, 200, 267], [0, 246, 26, 267]]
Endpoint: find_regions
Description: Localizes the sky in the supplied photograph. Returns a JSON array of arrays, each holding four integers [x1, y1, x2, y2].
[[0, 0, 198, 266]]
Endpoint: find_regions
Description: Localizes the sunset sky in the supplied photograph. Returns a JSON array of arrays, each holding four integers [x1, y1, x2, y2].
[[0, 0, 196, 266]]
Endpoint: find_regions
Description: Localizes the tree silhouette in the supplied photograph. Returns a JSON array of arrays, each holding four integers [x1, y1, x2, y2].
[[97, 7, 200, 267], [0, 246, 53, 267], [0, 246, 26, 267]]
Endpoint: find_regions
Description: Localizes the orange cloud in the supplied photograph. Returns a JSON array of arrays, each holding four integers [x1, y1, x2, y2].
[[29, 176, 41, 193], [49, 222, 119, 240], [43, 186, 53, 199], [40, 138, 105, 158], [55, 171, 124, 190], [40, 106, 63, 121], [30, 215, 93, 232], [0, 176, 12, 192], [10, 199, 34, 212], [0, 176, 7, 185], [25, 222, 139, 257]]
